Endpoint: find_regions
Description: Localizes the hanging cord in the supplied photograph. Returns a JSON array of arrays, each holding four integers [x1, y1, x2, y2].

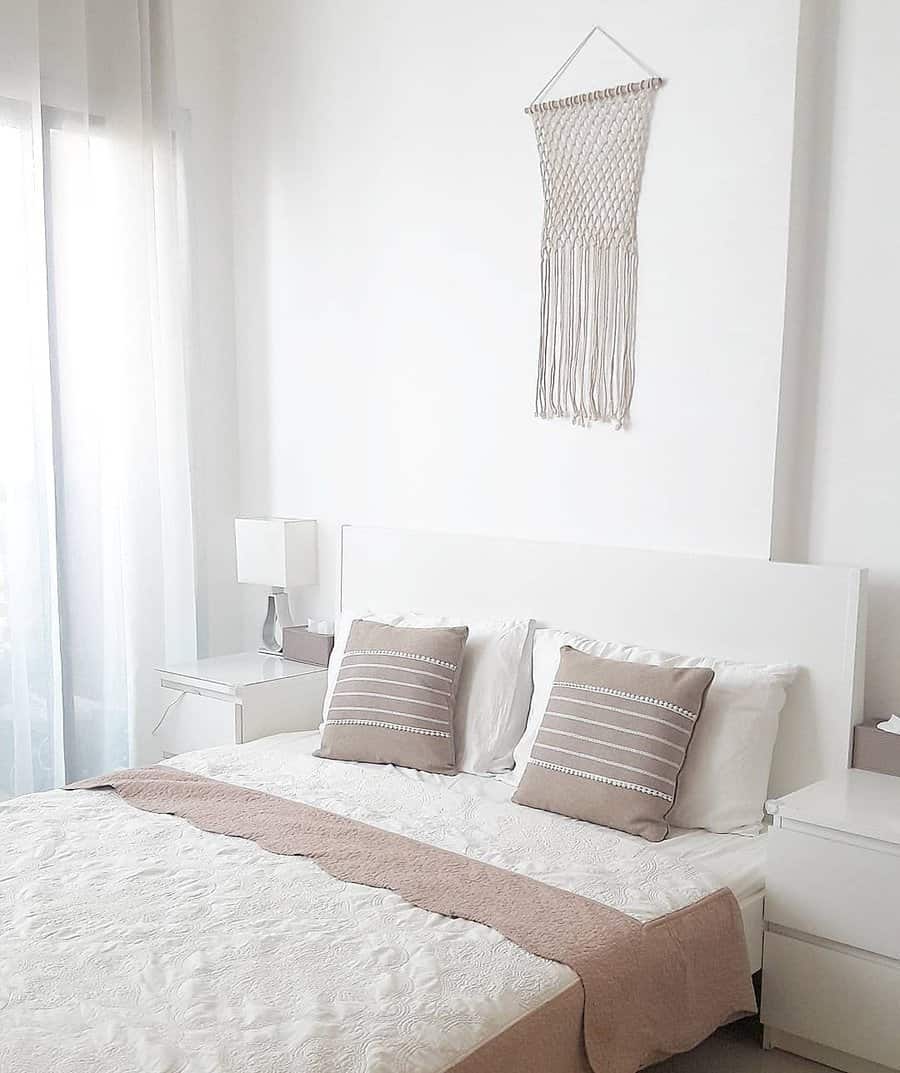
[[152, 691, 186, 736], [529, 25, 662, 109]]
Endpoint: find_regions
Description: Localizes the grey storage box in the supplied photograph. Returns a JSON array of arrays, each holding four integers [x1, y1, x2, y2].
[[853, 720, 900, 778], [282, 625, 335, 667]]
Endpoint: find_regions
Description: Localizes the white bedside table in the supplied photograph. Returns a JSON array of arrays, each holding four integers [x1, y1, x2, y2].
[[761, 769, 900, 1073], [155, 652, 327, 757]]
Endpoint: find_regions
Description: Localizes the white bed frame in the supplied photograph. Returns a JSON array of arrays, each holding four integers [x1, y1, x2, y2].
[[338, 525, 868, 972], [339, 525, 866, 799]]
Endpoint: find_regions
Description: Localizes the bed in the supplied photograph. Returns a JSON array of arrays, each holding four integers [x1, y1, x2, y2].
[[0, 526, 866, 1073], [269, 732, 769, 971]]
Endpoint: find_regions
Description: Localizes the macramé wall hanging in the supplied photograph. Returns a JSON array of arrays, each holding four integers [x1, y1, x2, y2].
[[526, 27, 663, 428]]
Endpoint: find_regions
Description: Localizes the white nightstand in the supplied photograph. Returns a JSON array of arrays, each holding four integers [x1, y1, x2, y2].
[[155, 653, 327, 757], [761, 769, 900, 1073]]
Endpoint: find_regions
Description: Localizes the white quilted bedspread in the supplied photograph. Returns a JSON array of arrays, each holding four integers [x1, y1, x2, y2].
[[1, 736, 717, 1073]]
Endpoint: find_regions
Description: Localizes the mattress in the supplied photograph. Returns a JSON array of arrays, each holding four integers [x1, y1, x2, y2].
[[276, 731, 768, 905], [1, 733, 764, 1073], [254, 732, 767, 973]]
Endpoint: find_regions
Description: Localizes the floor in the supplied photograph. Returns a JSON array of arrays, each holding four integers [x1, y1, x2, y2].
[[654, 1019, 831, 1072]]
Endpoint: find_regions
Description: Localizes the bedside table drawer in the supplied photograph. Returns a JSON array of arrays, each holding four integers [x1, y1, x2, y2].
[[157, 691, 239, 756], [762, 931, 900, 1070], [766, 825, 900, 959], [157, 655, 328, 757]]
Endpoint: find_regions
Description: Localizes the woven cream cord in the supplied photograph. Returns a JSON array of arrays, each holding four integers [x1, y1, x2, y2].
[[527, 78, 662, 428]]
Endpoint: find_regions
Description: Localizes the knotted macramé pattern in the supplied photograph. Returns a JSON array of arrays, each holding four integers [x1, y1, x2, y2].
[[527, 78, 662, 428]]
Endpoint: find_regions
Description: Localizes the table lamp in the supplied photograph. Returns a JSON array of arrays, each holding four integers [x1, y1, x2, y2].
[[235, 517, 317, 654]]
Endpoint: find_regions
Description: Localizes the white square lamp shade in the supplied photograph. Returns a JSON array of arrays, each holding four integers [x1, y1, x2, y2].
[[235, 518, 317, 654], [235, 518, 317, 588]]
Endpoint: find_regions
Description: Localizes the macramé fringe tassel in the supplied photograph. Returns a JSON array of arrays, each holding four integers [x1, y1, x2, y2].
[[535, 243, 637, 429]]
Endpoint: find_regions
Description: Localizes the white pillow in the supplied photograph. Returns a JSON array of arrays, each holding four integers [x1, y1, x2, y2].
[[502, 628, 797, 833], [324, 609, 534, 775]]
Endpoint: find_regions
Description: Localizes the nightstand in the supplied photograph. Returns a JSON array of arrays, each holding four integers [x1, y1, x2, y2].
[[761, 769, 900, 1073], [155, 652, 327, 757]]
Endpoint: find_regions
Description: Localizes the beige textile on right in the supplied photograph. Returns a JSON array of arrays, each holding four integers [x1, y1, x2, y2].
[[514, 647, 714, 840]]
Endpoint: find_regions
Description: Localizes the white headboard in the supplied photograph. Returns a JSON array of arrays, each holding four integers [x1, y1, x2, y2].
[[339, 525, 867, 798]]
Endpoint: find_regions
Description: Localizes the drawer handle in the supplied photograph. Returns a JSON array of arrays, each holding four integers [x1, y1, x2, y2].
[[153, 691, 186, 736]]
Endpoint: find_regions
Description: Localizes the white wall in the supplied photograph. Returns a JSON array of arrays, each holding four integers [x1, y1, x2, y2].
[[222, 0, 900, 720], [172, 0, 243, 657], [775, 0, 900, 718], [230, 0, 801, 634]]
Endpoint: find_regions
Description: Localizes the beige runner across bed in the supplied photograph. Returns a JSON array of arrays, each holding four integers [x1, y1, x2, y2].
[[70, 766, 756, 1073]]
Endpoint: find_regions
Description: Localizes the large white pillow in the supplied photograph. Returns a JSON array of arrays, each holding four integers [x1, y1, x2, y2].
[[502, 628, 797, 833], [324, 609, 534, 775]]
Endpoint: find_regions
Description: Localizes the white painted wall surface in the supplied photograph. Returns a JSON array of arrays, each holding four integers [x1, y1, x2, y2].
[[172, 0, 243, 657], [229, 0, 801, 630], [171, 0, 900, 715], [776, 0, 900, 718]]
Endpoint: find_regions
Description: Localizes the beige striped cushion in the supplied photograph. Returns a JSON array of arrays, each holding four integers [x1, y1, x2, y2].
[[513, 647, 714, 841], [315, 619, 468, 773]]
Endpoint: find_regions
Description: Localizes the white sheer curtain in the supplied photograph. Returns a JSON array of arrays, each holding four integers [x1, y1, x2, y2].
[[0, 0, 197, 797]]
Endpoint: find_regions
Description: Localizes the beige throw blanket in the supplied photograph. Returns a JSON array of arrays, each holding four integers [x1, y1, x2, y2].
[[69, 767, 755, 1073]]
